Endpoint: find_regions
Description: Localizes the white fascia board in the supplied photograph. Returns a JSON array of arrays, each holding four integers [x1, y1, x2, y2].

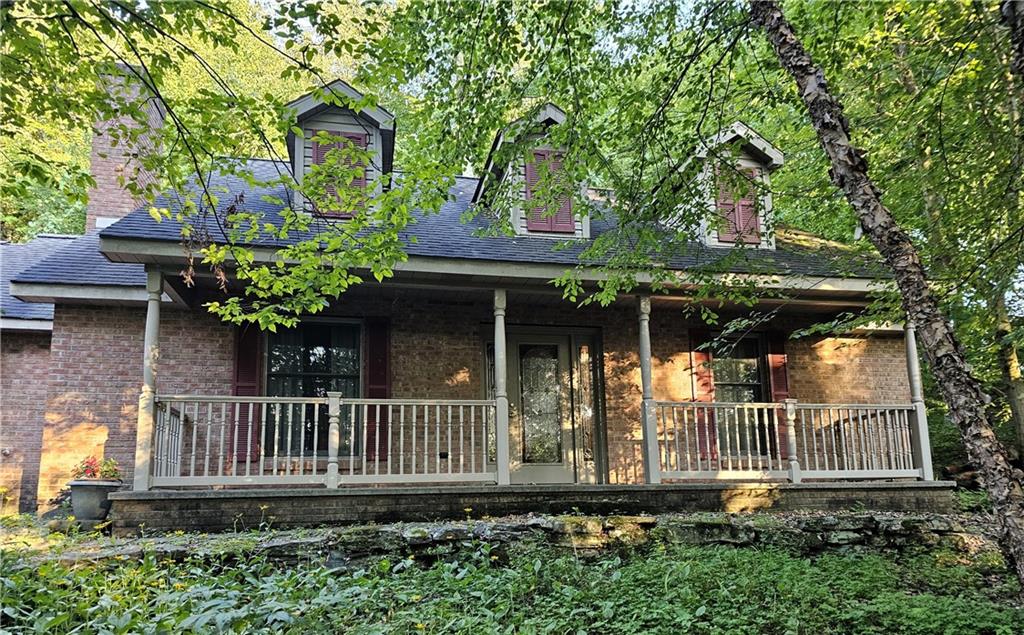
[[9, 281, 172, 305], [99, 236, 886, 295], [0, 318, 52, 332], [697, 121, 784, 170]]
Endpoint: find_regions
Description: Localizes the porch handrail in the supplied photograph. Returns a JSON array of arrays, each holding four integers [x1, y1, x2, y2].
[[652, 399, 927, 482], [148, 394, 498, 489]]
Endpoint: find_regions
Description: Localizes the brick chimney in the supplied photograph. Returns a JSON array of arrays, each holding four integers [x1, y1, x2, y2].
[[86, 65, 165, 232]]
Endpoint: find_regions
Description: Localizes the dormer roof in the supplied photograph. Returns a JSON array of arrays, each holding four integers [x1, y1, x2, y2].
[[472, 102, 567, 204], [697, 121, 784, 171], [285, 79, 396, 176]]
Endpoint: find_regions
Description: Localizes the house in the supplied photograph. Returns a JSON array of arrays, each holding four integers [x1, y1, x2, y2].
[[4, 73, 949, 529]]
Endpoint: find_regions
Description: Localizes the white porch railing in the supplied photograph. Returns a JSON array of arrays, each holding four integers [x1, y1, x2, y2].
[[151, 394, 497, 487], [652, 400, 923, 481]]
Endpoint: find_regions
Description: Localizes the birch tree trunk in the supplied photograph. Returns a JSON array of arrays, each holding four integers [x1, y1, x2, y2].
[[749, 0, 1024, 585]]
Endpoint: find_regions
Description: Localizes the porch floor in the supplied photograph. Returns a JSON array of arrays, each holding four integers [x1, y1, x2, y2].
[[107, 482, 954, 535]]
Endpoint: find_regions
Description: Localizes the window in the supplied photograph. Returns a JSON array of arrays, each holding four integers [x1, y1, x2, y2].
[[711, 337, 765, 403], [266, 323, 361, 455], [525, 150, 575, 233], [311, 129, 367, 217], [710, 335, 776, 456], [716, 168, 761, 244]]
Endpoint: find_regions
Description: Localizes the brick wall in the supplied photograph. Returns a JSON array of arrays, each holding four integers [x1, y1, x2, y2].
[[0, 331, 51, 512], [36, 306, 234, 508]]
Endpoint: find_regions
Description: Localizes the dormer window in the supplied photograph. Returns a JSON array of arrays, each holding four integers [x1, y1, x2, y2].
[[525, 150, 574, 233], [285, 79, 395, 211], [716, 169, 761, 244], [311, 130, 367, 217], [698, 122, 784, 250]]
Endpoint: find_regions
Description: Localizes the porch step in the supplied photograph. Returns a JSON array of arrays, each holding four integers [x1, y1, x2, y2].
[[107, 481, 954, 536]]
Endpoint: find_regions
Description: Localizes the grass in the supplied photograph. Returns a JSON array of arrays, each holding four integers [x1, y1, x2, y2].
[[2, 527, 1021, 634]]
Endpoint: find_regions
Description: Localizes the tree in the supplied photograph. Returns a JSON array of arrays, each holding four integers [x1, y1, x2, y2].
[[749, 0, 1024, 585]]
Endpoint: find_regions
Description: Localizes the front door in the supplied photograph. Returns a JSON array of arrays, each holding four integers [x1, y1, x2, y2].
[[507, 333, 599, 484]]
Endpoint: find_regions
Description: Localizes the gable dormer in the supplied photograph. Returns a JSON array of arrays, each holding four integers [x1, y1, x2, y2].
[[473, 103, 589, 238], [285, 80, 395, 209], [697, 122, 783, 249]]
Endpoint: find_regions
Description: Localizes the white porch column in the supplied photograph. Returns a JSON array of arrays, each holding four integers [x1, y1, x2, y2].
[[326, 392, 341, 488], [637, 296, 661, 484], [132, 268, 162, 491], [905, 321, 934, 480], [494, 290, 511, 486]]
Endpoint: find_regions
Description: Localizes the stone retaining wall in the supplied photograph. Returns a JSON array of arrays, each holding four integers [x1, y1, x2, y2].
[[108, 482, 955, 536]]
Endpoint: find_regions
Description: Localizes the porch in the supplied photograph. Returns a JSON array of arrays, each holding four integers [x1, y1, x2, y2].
[[130, 269, 935, 492]]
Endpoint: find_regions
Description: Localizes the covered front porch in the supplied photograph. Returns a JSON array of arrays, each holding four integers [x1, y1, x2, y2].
[[130, 268, 935, 493]]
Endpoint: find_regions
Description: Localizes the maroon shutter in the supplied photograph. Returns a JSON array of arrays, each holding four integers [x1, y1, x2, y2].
[[525, 150, 550, 231], [689, 329, 718, 460], [232, 325, 263, 464], [716, 169, 761, 244], [767, 332, 790, 458], [312, 130, 367, 217], [549, 153, 575, 233], [342, 132, 368, 190], [364, 318, 390, 461]]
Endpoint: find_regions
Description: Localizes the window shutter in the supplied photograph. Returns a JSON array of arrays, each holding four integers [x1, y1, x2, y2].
[[364, 318, 390, 461], [689, 329, 718, 460], [716, 169, 761, 244], [525, 151, 550, 231], [312, 130, 368, 217], [549, 153, 575, 233], [232, 325, 263, 464], [341, 132, 368, 190], [767, 332, 790, 458]]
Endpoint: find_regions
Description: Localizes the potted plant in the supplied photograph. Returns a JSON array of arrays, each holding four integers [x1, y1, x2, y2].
[[68, 457, 122, 528]]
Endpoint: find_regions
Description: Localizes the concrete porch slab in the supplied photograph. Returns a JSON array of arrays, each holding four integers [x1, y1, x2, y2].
[[107, 481, 955, 536]]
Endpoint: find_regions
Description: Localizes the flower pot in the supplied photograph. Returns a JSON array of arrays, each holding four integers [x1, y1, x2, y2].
[[68, 479, 122, 528]]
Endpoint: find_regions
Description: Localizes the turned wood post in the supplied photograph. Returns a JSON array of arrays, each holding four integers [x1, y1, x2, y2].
[[905, 322, 934, 480], [326, 392, 341, 487], [494, 290, 511, 486], [638, 296, 661, 484], [133, 268, 162, 491]]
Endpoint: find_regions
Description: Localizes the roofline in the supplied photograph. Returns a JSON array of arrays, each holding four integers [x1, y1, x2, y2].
[[285, 79, 395, 130], [697, 121, 784, 170], [97, 235, 888, 298], [0, 318, 52, 332]]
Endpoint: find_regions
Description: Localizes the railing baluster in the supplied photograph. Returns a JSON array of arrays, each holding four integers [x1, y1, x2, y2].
[[272, 403, 281, 476], [400, 405, 407, 475], [458, 405, 465, 474], [298, 402, 306, 476], [285, 403, 294, 475], [232, 402, 241, 477], [799, 408, 809, 471], [679, 407, 691, 472], [387, 404, 394, 475], [770, 407, 782, 470], [361, 403, 369, 476], [203, 402, 213, 477], [218, 403, 227, 476], [470, 405, 476, 474], [412, 405, 419, 474], [258, 402, 268, 476], [711, 406, 722, 471], [742, 406, 753, 471], [312, 403, 320, 476], [435, 405, 442, 475], [349, 403, 357, 476], [189, 402, 199, 477], [447, 405, 453, 475]]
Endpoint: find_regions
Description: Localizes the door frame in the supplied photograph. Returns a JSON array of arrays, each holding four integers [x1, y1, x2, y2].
[[483, 324, 608, 484]]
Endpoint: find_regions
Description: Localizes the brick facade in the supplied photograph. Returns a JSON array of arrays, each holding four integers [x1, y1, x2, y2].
[[1, 332, 52, 512], [30, 290, 913, 508], [36, 306, 234, 508]]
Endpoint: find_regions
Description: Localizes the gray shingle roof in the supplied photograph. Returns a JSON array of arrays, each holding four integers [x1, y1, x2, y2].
[[13, 232, 146, 287], [16, 158, 882, 290], [1, 235, 79, 320]]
